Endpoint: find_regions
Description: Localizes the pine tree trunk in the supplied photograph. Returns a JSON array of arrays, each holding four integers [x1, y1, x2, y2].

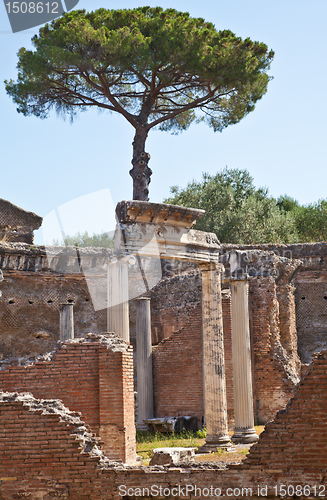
[[129, 127, 152, 201]]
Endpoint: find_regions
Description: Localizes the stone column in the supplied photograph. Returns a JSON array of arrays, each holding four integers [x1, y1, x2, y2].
[[59, 303, 74, 342], [136, 297, 154, 430], [107, 258, 129, 342], [231, 277, 258, 443], [199, 262, 230, 450]]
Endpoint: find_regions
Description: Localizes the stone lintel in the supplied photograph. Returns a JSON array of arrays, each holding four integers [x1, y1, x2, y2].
[[116, 200, 205, 229]]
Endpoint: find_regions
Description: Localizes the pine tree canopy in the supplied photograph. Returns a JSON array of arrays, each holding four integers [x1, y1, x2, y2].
[[5, 7, 274, 200]]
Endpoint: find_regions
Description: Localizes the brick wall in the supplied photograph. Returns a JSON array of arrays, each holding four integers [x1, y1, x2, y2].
[[249, 277, 300, 423], [98, 342, 136, 463], [0, 334, 136, 463], [244, 349, 327, 471], [0, 392, 112, 500], [151, 271, 300, 426], [1, 386, 326, 499], [295, 270, 327, 363], [153, 303, 203, 423], [0, 271, 107, 365], [152, 285, 234, 427]]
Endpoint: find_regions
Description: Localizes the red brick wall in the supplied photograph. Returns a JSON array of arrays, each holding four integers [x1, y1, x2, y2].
[[294, 270, 327, 362], [153, 303, 203, 422], [152, 295, 233, 427], [249, 277, 300, 423], [0, 334, 135, 463], [1, 388, 326, 500], [244, 349, 327, 470], [151, 273, 300, 426], [99, 347, 136, 463], [0, 393, 110, 500]]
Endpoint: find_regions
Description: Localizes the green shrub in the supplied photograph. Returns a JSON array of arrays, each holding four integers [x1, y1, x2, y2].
[[196, 427, 207, 438]]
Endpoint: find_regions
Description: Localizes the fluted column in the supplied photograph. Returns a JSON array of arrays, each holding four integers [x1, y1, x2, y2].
[[59, 303, 74, 342], [136, 298, 154, 430], [231, 277, 258, 443], [107, 258, 129, 342], [199, 262, 230, 451]]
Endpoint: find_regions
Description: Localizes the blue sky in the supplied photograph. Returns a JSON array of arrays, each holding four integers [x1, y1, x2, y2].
[[1, 0, 327, 244]]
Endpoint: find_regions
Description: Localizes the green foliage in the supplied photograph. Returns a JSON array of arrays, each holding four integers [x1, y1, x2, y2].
[[5, 7, 274, 136], [136, 429, 197, 444], [196, 427, 207, 438], [276, 195, 327, 242], [165, 168, 299, 244], [52, 231, 114, 248], [276, 194, 300, 213], [292, 200, 327, 242], [166, 169, 327, 244]]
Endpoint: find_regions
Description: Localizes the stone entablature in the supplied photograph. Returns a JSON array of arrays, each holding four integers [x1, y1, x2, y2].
[[116, 200, 205, 228], [116, 201, 220, 265], [221, 241, 327, 271], [0, 242, 113, 273]]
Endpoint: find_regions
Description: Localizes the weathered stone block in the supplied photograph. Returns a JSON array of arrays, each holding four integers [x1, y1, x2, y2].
[[149, 447, 196, 465]]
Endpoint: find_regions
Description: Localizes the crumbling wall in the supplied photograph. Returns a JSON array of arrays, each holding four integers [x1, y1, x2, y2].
[[0, 392, 115, 499], [223, 242, 327, 364], [150, 251, 301, 424], [151, 272, 234, 426], [1, 368, 327, 499], [1, 240, 325, 428], [249, 277, 300, 423], [150, 269, 202, 345], [0, 198, 42, 243], [294, 270, 327, 362], [0, 243, 110, 364], [150, 271, 203, 422], [243, 349, 327, 470], [0, 271, 107, 364], [0, 333, 136, 463]]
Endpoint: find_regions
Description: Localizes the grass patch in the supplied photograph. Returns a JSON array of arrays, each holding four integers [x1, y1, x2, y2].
[[136, 430, 205, 460], [136, 426, 265, 464]]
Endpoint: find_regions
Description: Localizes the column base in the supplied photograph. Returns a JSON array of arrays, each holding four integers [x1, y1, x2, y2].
[[231, 428, 259, 444], [136, 424, 150, 432], [197, 435, 231, 454]]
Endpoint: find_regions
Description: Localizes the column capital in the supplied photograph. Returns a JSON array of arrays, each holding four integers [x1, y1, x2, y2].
[[59, 302, 74, 310], [230, 273, 249, 282], [199, 262, 224, 274]]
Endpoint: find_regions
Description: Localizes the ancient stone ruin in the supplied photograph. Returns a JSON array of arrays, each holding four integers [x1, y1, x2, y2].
[[0, 198, 42, 243], [0, 199, 327, 497]]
